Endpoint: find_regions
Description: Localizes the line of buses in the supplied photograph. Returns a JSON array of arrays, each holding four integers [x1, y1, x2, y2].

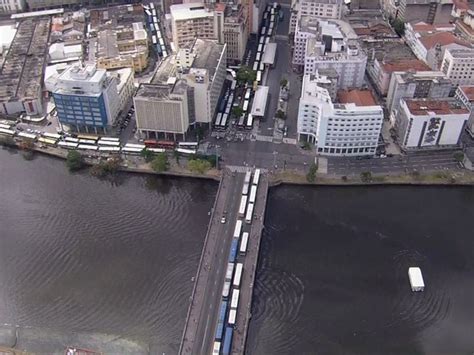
[[0, 127, 199, 156], [144, 3, 168, 58], [214, 80, 237, 131], [213, 169, 262, 355]]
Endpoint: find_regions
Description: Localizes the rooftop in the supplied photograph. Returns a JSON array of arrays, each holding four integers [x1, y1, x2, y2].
[[419, 31, 470, 50], [337, 89, 377, 106], [89, 4, 144, 32], [353, 23, 395, 37], [453, 0, 471, 11], [404, 99, 469, 115], [372, 41, 416, 62], [190, 39, 225, 78], [382, 59, 431, 73], [459, 86, 474, 102], [446, 47, 474, 57], [170, 3, 213, 21]]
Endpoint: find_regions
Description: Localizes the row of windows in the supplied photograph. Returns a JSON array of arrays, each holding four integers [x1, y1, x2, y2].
[[317, 147, 375, 154]]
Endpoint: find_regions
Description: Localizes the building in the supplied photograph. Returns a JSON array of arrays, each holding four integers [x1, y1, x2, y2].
[[396, 0, 454, 25], [463, 147, 474, 170], [395, 98, 469, 150], [370, 59, 432, 96], [53, 64, 120, 134], [293, 17, 367, 89], [107, 68, 135, 114], [289, 0, 343, 34], [26, 0, 131, 10], [456, 9, 474, 42], [297, 74, 383, 156], [440, 48, 474, 85], [50, 11, 86, 44], [0, 0, 26, 14], [222, 4, 249, 63], [386, 71, 454, 120], [455, 85, 474, 136], [134, 39, 226, 139], [48, 42, 82, 62], [170, 3, 217, 49], [0, 18, 50, 116]]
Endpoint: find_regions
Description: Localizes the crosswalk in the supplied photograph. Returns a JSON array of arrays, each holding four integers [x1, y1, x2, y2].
[[226, 165, 268, 173]]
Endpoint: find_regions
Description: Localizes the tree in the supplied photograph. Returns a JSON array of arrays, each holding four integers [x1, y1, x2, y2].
[[232, 106, 244, 118], [391, 18, 405, 36], [141, 148, 154, 163], [306, 163, 317, 183], [151, 152, 169, 172], [276, 109, 286, 120], [453, 151, 464, 163], [195, 126, 204, 142], [66, 150, 85, 171], [236, 66, 256, 84], [188, 158, 212, 174], [301, 141, 312, 150], [280, 78, 288, 88], [360, 171, 372, 182], [174, 149, 180, 165]]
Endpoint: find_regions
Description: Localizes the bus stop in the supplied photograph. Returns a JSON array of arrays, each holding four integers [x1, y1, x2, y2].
[[262, 43, 277, 68], [251, 86, 269, 118]]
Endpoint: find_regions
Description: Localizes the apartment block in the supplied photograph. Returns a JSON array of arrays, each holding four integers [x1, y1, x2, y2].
[[289, 0, 343, 34], [297, 74, 383, 156], [397, 0, 454, 25], [455, 86, 474, 137], [0, 0, 26, 14], [441, 48, 474, 85]]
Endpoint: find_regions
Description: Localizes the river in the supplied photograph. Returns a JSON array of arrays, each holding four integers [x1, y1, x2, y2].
[[248, 185, 474, 355], [0, 148, 217, 354]]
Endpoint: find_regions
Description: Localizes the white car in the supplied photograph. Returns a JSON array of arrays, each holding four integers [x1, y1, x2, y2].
[[221, 216, 226, 224]]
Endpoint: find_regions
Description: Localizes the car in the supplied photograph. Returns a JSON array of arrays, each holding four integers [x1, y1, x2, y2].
[[16, 126, 24, 131], [47, 121, 52, 126], [221, 216, 226, 224]]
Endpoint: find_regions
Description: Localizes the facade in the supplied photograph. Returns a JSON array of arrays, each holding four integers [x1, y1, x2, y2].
[[26, 0, 130, 10], [53, 64, 120, 134], [289, 0, 343, 34], [0, 18, 50, 116], [397, 0, 454, 25], [107, 68, 135, 114], [0, 0, 26, 14], [455, 85, 474, 136], [440, 48, 474, 85], [297, 75, 383, 156], [396, 98, 469, 150], [170, 3, 217, 49], [456, 9, 474, 42], [386, 71, 453, 120], [222, 5, 249, 63]]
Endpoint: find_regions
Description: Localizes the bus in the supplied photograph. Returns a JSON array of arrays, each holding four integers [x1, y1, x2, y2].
[[233, 263, 243, 288], [245, 203, 254, 224], [246, 114, 254, 129], [238, 195, 247, 217], [228, 309, 236, 326], [261, 26, 266, 36], [219, 300, 228, 324], [124, 143, 145, 149], [144, 139, 175, 149], [100, 137, 120, 142], [256, 52, 261, 62], [220, 113, 228, 127], [242, 100, 249, 112], [121, 146, 143, 155], [242, 182, 249, 195], [178, 142, 199, 149], [18, 132, 37, 141], [259, 37, 264, 45], [228, 239, 239, 263], [215, 112, 223, 127], [252, 61, 259, 71], [0, 127, 15, 136], [239, 232, 249, 255], [58, 141, 78, 149], [222, 281, 231, 299], [77, 134, 98, 142], [152, 35, 157, 44], [77, 144, 98, 151], [38, 137, 57, 146], [97, 140, 120, 147], [212, 342, 221, 355], [98, 146, 121, 153], [230, 289, 240, 310], [215, 321, 224, 341], [225, 263, 234, 281], [258, 43, 263, 53], [233, 220, 242, 239], [244, 88, 251, 100], [176, 148, 196, 155], [249, 185, 257, 204], [222, 327, 233, 355], [259, 61, 265, 71], [244, 170, 251, 184], [148, 147, 166, 153], [64, 136, 79, 143], [253, 168, 261, 185], [256, 70, 261, 83], [42, 132, 61, 140], [78, 138, 97, 145]]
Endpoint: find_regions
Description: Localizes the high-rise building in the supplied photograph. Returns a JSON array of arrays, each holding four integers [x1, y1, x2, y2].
[[440, 48, 474, 85], [386, 71, 453, 120], [0, 0, 25, 14], [289, 0, 343, 34], [397, 0, 454, 25], [297, 74, 383, 156], [455, 86, 474, 137], [53, 64, 120, 134], [396, 98, 469, 150]]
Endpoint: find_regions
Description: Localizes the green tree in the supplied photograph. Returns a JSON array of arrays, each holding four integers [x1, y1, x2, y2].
[[174, 149, 180, 164], [141, 148, 154, 162], [66, 150, 85, 171], [301, 141, 312, 150], [232, 106, 244, 118], [151, 152, 169, 172], [280, 78, 288, 88], [360, 171, 372, 182], [391, 18, 405, 36], [276, 109, 286, 120], [306, 163, 317, 183], [453, 151, 464, 163], [195, 126, 204, 141], [188, 158, 212, 174], [236, 66, 257, 84]]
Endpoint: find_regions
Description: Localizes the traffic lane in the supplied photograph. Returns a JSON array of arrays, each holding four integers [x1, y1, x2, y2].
[[276, 7, 290, 35], [194, 173, 243, 354]]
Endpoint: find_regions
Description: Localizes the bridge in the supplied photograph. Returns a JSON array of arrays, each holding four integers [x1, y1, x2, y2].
[[179, 168, 269, 355]]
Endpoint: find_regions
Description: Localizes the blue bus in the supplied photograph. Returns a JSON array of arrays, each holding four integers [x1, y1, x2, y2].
[[222, 327, 233, 355], [219, 300, 228, 323], [215, 321, 224, 341], [228, 239, 239, 263]]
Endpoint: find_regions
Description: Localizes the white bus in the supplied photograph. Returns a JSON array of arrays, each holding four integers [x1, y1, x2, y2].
[[152, 35, 157, 44], [100, 137, 120, 142], [79, 138, 97, 145], [242, 182, 249, 195], [18, 132, 37, 140], [222, 281, 231, 299], [215, 112, 223, 126], [259, 37, 264, 45], [212, 342, 221, 355], [0, 127, 15, 136], [65, 137, 79, 143], [252, 61, 258, 71], [77, 144, 98, 151], [124, 143, 145, 149], [253, 168, 261, 185], [244, 170, 252, 184], [58, 141, 78, 149], [259, 61, 265, 71], [245, 203, 254, 224], [221, 113, 228, 127], [242, 100, 249, 112], [249, 185, 257, 204], [159, 38, 164, 46], [256, 52, 261, 62], [257, 43, 263, 53], [228, 309, 237, 326], [148, 147, 166, 153], [246, 114, 254, 129], [176, 148, 196, 155], [239, 232, 249, 255], [98, 146, 121, 153], [233, 220, 242, 239], [256, 71, 261, 83], [121, 146, 143, 155], [97, 140, 120, 147], [230, 289, 240, 309], [233, 263, 243, 288], [244, 88, 251, 100], [261, 26, 266, 36], [225, 263, 235, 281], [178, 142, 198, 149], [42, 132, 61, 140], [238, 195, 247, 217]]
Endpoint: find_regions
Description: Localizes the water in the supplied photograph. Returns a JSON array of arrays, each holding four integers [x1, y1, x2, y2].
[[248, 185, 474, 355], [0, 148, 217, 354]]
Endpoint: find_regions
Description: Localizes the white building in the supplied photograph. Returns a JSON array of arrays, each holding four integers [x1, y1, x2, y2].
[[53, 64, 120, 133], [289, 0, 343, 34], [170, 3, 217, 49], [297, 74, 383, 156], [0, 0, 26, 14], [440, 48, 474, 85], [293, 17, 366, 88], [455, 86, 474, 137], [107, 68, 135, 115], [396, 98, 470, 150]]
